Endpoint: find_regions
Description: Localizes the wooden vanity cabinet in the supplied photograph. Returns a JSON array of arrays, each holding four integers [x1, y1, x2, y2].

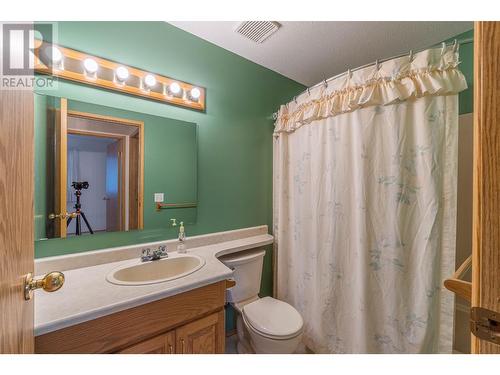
[[35, 281, 227, 354], [117, 331, 176, 354], [116, 310, 224, 354], [175, 310, 224, 354]]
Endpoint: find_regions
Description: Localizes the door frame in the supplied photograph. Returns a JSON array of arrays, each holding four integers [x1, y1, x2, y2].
[[471, 21, 500, 354], [67, 129, 126, 232], [65, 110, 144, 231]]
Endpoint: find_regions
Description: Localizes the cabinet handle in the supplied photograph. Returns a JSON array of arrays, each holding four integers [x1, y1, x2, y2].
[[180, 338, 185, 353], [168, 344, 173, 354]]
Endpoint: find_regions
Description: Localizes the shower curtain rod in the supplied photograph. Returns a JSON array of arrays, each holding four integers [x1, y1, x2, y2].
[[272, 37, 474, 119]]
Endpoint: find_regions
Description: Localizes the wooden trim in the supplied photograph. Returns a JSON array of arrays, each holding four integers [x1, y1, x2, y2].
[[454, 255, 472, 280], [118, 138, 126, 231], [68, 110, 144, 128], [225, 279, 236, 289], [471, 21, 500, 354], [35, 281, 226, 353], [35, 42, 206, 111], [444, 279, 472, 302], [57, 98, 68, 238], [67, 128, 125, 139], [128, 134, 140, 230], [215, 309, 225, 354], [444, 256, 472, 301], [139, 122, 144, 229], [472, 20, 482, 354]]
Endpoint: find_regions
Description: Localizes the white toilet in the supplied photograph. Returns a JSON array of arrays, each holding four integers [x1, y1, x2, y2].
[[219, 249, 303, 354]]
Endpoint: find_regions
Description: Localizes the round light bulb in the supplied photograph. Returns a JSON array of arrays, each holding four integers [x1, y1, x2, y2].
[[115, 66, 129, 81], [45, 46, 62, 64], [144, 74, 157, 87], [83, 58, 98, 74], [190, 87, 201, 100], [169, 82, 181, 94]]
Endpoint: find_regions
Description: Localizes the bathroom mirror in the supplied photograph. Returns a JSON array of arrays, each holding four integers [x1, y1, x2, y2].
[[34, 94, 198, 240]]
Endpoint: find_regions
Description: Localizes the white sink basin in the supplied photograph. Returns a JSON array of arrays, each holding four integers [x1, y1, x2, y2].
[[106, 254, 205, 286]]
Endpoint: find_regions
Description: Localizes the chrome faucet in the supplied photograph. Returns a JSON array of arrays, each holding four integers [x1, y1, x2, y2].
[[140, 245, 168, 262]]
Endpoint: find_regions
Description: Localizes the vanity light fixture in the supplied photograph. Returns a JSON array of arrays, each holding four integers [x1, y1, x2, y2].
[[34, 41, 206, 111], [83, 58, 98, 78], [189, 87, 201, 101], [46, 46, 62, 63], [166, 81, 184, 98], [115, 66, 129, 83], [44, 46, 63, 69], [169, 82, 181, 94], [144, 74, 157, 88]]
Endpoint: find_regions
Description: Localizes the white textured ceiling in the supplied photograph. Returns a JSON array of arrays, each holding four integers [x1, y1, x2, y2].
[[169, 21, 472, 86]]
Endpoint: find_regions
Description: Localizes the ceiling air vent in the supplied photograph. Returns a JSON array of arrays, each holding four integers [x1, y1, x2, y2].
[[235, 21, 281, 43]]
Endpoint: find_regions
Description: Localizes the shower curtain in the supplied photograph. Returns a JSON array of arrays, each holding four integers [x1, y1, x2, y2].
[[273, 45, 467, 353]]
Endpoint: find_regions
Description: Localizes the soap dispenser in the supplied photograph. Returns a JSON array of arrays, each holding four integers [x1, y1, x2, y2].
[[177, 221, 186, 253]]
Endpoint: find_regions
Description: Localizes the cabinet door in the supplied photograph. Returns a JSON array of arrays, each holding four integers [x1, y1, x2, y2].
[[176, 310, 224, 354], [117, 331, 175, 354]]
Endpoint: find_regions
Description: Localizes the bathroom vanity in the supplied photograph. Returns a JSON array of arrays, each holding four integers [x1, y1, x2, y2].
[[36, 281, 227, 354], [33, 226, 273, 354]]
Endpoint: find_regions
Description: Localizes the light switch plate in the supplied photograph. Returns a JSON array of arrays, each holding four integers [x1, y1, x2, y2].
[[154, 193, 164, 203]]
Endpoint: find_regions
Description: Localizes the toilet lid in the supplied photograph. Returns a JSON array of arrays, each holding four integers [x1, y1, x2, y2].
[[242, 297, 303, 338]]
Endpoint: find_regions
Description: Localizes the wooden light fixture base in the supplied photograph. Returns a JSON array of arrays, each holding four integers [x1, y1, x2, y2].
[[34, 41, 206, 111]]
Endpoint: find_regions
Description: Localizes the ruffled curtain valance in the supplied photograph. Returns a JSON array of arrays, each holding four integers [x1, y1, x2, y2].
[[274, 45, 468, 135]]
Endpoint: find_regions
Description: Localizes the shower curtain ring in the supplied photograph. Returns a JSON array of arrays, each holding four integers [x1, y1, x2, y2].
[[323, 79, 328, 88], [441, 42, 446, 56], [408, 50, 413, 63], [375, 59, 380, 71], [453, 39, 458, 52], [293, 96, 297, 104], [307, 88, 311, 96]]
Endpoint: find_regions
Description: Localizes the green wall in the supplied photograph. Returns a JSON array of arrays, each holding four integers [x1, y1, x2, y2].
[[33, 22, 305, 309]]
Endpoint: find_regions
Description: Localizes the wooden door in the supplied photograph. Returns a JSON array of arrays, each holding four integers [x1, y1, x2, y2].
[[105, 138, 124, 231], [117, 331, 175, 354], [471, 21, 500, 354], [0, 89, 35, 353], [175, 310, 225, 354]]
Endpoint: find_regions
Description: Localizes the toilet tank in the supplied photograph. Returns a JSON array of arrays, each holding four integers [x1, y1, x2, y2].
[[218, 249, 266, 303]]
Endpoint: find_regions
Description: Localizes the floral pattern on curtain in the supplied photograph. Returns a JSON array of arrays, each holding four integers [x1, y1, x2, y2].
[[273, 45, 467, 353]]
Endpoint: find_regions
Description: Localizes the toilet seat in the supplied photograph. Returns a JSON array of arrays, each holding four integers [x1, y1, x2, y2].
[[242, 297, 303, 340]]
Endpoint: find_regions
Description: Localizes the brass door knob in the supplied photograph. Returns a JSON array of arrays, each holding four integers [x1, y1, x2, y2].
[[24, 271, 65, 301], [48, 212, 66, 220], [48, 212, 77, 220]]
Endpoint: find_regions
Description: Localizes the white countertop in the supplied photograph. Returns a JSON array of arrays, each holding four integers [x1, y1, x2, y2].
[[34, 226, 273, 336]]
